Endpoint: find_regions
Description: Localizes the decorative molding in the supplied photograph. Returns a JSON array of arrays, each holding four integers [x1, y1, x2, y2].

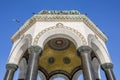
[[11, 18, 36, 43], [6, 64, 18, 71], [28, 45, 42, 55], [34, 15, 83, 22], [11, 11, 107, 43], [101, 63, 113, 70], [77, 46, 92, 57], [88, 34, 111, 64], [39, 10, 80, 15], [8, 34, 32, 65], [82, 16, 108, 42], [48, 38, 70, 50], [33, 23, 87, 45]]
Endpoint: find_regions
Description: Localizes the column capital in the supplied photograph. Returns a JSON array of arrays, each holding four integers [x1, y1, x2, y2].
[[101, 63, 113, 70], [25, 45, 42, 80], [77, 46, 92, 57], [28, 45, 42, 55], [6, 64, 18, 71]]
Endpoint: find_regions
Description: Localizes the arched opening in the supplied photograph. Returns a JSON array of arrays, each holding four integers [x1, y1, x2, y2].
[[100, 68, 106, 80], [37, 75, 41, 80], [49, 74, 69, 80], [34, 23, 87, 79], [39, 37, 81, 75], [88, 34, 112, 79], [72, 70, 83, 80], [77, 74, 84, 80], [34, 23, 87, 48], [53, 77, 65, 80], [88, 34, 111, 64], [8, 34, 32, 65], [38, 70, 46, 80]]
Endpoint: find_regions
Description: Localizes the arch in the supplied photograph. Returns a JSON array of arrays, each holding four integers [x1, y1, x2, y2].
[[49, 74, 69, 80], [7, 34, 32, 65], [72, 70, 82, 80], [88, 34, 111, 64], [33, 23, 87, 49], [38, 70, 46, 80]]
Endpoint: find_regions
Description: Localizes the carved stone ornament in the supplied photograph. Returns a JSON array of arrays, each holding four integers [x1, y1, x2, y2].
[[11, 11, 107, 43], [6, 64, 18, 71], [33, 23, 87, 45], [28, 45, 42, 55]]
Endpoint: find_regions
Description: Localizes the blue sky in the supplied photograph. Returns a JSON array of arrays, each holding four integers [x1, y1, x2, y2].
[[0, 0, 120, 80]]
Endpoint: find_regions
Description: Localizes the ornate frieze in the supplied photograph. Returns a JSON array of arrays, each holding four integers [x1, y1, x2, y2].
[[11, 18, 36, 42], [11, 10, 107, 43], [33, 23, 87, 45], [39, 10, 80, 15]]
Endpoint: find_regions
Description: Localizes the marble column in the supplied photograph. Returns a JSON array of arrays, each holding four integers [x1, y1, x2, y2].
[[102, 63, 116, 80], [18, 58, 27, 80], [25, 45, 42, 80], [92, 58, 100, 80], [4, 64, 18, 80], [77, 46, 95, 80]]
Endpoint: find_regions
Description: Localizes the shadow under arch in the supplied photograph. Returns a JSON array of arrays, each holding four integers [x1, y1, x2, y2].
[[42, 34, 78, 49], [38, 34, 82, 80]]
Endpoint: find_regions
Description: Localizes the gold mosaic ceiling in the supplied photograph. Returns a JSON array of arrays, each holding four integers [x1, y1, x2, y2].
[[38, 38, 81, 74]]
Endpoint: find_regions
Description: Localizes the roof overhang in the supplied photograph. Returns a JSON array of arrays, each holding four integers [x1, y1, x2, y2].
[[11, 10, 108, 43]]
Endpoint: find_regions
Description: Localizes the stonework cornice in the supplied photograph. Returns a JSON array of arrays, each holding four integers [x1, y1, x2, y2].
[[11, 17, 36, 43], [11, 13, 108, 43]]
